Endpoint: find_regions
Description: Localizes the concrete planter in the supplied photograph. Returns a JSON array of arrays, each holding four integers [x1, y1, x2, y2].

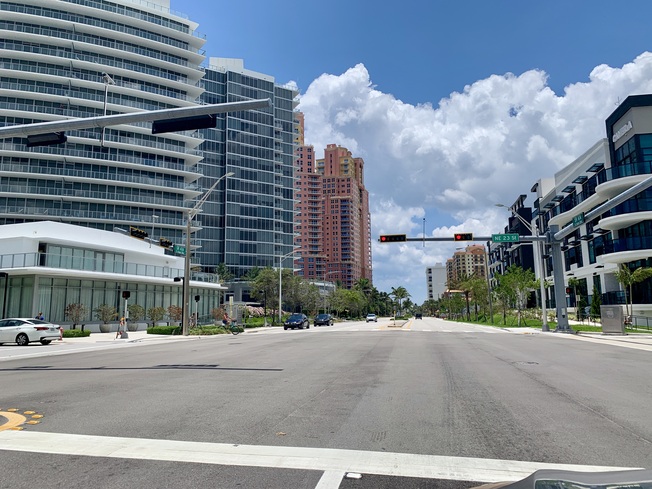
[[99, 323, 112, 333], [127, 321, 144, 332]]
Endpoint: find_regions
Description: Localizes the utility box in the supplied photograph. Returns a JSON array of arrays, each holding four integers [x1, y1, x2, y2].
[[600, 305, 625, 334]]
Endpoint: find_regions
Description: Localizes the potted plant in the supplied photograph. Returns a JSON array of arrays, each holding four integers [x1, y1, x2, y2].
[[94, 304, 118, 333], [65, 303, 88, 331], [167, 305, 182, 325], [147, 306, 166, 328], [127, 304, 145, 331]]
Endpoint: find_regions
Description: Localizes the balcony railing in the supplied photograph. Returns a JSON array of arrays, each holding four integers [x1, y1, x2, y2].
[[597, 161, 652, 184], [0, 206, 193, 228], [0, 252, 184, 280]]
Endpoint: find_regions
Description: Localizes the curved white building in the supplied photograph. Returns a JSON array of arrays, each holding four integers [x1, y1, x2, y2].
[[533, 94, 652, 317]]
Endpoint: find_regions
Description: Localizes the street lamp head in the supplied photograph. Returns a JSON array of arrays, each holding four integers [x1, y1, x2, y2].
[[101, 73, 116, 85]]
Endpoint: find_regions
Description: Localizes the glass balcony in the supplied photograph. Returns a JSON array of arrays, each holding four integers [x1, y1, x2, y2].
[[0, 251, 184, 279], [612, 235, 652, 253], [597, 161, 652, 184]]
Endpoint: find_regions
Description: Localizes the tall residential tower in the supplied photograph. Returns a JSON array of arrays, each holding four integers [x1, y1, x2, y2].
[[295, 139, 372, 289]]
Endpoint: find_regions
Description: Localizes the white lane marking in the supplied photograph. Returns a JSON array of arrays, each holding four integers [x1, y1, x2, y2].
[[315, 470, 345, 489], [0, 431, 639, 483], [556, 334, 652, 353]]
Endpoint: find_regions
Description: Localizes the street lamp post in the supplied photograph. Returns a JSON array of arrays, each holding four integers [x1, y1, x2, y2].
[[485, 241, 494, 324], [278, 249, 300, 324], [182, 171, 234, 336], [495, 204, 549, 331], [100, 73, 115, 146], [150, 214, 159, 248], [0, 272, 8, 318]]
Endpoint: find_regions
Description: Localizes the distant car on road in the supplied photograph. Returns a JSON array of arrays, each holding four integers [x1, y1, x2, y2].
[[366, 313, 377, 323], [0, 318, 61, 346], [314, 313, 333, 326], [284, 313, 310, 330], [415, 313, 423, 319]]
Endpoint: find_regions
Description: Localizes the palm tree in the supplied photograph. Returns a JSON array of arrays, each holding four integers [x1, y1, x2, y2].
[[614, 264, 652, 318], [455, 275, 473, 321], [390, 286, 410, 316]]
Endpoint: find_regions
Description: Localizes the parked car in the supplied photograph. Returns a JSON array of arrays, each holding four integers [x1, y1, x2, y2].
[[284, 313, 310, 330], [0, 318, 61, 346], [366, 313, 377, 323], [314, 313, 333, 326]]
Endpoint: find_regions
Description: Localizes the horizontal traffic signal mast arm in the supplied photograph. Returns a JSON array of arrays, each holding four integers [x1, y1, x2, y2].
[[379, 236, 547, 242], [0, 99, 272, 139]]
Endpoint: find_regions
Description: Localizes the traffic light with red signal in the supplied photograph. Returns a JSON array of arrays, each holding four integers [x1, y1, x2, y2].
[[453, 233, 473, 241], [379, 234, 407, 243]]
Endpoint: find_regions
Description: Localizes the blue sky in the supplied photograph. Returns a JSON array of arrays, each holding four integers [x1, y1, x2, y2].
[[174, 0, 652, 304]]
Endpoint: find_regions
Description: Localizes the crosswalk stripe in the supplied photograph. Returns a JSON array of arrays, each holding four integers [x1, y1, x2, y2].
[[0, 431, 639, 483]]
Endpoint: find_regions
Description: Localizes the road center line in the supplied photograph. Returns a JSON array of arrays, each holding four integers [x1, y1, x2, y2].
[[0, 431, 639, 482]]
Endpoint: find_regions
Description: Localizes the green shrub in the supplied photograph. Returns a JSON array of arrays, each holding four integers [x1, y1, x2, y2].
[[147, 325, 182, 335], [62, 329, 91, 338]]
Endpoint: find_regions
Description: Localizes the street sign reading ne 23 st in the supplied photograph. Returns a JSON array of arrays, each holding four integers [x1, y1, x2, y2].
[[492, 233, 520, 243]]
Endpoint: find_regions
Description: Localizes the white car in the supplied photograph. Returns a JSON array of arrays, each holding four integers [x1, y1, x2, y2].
[[366, 313, 377, 322], [0, 318, 61, 346]]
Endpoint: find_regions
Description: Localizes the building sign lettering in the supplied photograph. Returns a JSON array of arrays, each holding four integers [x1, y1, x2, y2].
[[612, 120, 633, 143]]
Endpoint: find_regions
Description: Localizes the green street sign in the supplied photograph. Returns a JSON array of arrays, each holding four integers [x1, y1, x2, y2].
[[492, 233, 520, 243], [572, 213, 585, 227], [173, 245, 186, 255]]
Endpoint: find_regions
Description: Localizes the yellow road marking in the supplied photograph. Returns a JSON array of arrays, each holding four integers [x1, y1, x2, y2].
[[0, 411, 27, 431]]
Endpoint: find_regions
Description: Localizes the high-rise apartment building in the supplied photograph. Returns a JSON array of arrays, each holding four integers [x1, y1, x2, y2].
[[196, 58, 298, 277], [294, 114, 327, 280], [446, 245, 486, 287], [295, 132, 372, 288], [0, 0, 206, 244], [0, 2, 298, 280]]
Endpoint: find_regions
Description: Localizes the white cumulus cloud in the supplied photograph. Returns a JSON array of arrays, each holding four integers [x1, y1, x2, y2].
[[297, 52, 652, 303]]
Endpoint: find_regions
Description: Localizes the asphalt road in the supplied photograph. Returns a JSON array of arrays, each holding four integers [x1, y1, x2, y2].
[[1, 317, 651, 488]]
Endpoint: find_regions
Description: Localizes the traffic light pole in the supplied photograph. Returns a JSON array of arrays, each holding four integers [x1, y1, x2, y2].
[[548, 225, 570, 331]]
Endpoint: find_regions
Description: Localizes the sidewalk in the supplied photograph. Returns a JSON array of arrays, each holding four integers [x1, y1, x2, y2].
[[60, 330, 199, 344]]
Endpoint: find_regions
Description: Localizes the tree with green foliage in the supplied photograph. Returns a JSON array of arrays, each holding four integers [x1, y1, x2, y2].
[[167, 305, 182, 323], [243, 266, 261, 281], [147, 306, 166, 327], [502, 265, 536, 327], [65, 303, 88, 329], [353, 278, 372, 314], [421, 299, 438, 316], [493, 271, 516, 325], [127, 303, 145, 322], [331, 288, 366, 318], [216, 263, 234, 283], [454, 275, 474, 321], [251, 267, 279, 324], [614, 264, 652, 318], [390, 286, 410, 315], [94, 304, 117, 325], [590, 285, 602, 320]]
